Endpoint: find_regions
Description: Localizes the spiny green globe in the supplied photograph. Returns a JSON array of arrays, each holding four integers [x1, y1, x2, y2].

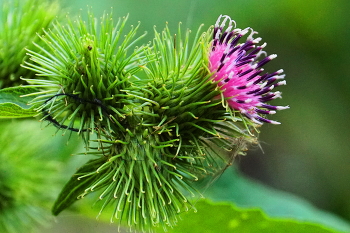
[[23, 12, 148, 143]]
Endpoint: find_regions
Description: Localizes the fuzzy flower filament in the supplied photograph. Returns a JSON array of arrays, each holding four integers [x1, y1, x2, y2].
[[209, 15, 289, 124]]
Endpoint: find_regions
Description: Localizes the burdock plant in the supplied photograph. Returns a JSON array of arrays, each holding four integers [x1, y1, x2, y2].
[[19, 10, 287, 232]]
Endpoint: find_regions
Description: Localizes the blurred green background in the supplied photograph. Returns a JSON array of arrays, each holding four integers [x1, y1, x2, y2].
[[56, 0, 350, 221], [2, 0, 350, 232]]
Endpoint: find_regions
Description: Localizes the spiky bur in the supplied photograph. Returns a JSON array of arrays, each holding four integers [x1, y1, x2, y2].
[[22, 12, 148, 144], [210, 15, 289, 124], [0, 0, 60, 89]]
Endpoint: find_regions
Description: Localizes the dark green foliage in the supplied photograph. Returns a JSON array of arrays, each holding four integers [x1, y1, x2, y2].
[[0, 120, 79, 233], [0, 86, 37, 118], [0, 0, 60, 88]]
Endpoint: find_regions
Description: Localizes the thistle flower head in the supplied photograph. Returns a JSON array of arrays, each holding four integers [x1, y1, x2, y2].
[[209, 15, 289, 124]]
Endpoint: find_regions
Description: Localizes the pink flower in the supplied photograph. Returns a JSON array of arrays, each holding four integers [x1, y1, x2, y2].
[[209, 15, 289, 124]]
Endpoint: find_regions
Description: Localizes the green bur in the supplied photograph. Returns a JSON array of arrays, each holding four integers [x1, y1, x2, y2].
[[22, 12, 148, 144]]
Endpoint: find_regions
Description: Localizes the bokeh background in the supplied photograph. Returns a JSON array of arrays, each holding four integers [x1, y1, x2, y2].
[[57, 0, 350, 221], [2, 0, 350, 232]]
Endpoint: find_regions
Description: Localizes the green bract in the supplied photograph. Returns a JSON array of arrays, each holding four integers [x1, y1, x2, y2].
[[21, 11, 256, 232]]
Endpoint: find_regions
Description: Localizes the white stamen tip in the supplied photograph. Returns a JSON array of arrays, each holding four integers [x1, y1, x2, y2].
[[257, 51, 267, 57], [221, 15, 237, 28], [260, 82, 267, 88], [269, 54, 277, 59], [270, 91, 282, 99], [277, 80, 287, 86], [276, 105, 290, 110], [253, 37, 262, 43], [247, 28, 258, 41], [274, 74, 286, 80], [215, 31, 221, 40], [215, 15, 223, 27], [240, 27, 249, 36], [246, 80, 255, 87], [220, 16, 229, 28]]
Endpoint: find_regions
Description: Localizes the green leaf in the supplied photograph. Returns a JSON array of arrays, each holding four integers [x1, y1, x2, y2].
[[162, 200, 340, 233], [52, 157, 107, 216], [203, 167, 350, 233], [0, 86, 37, 118]]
